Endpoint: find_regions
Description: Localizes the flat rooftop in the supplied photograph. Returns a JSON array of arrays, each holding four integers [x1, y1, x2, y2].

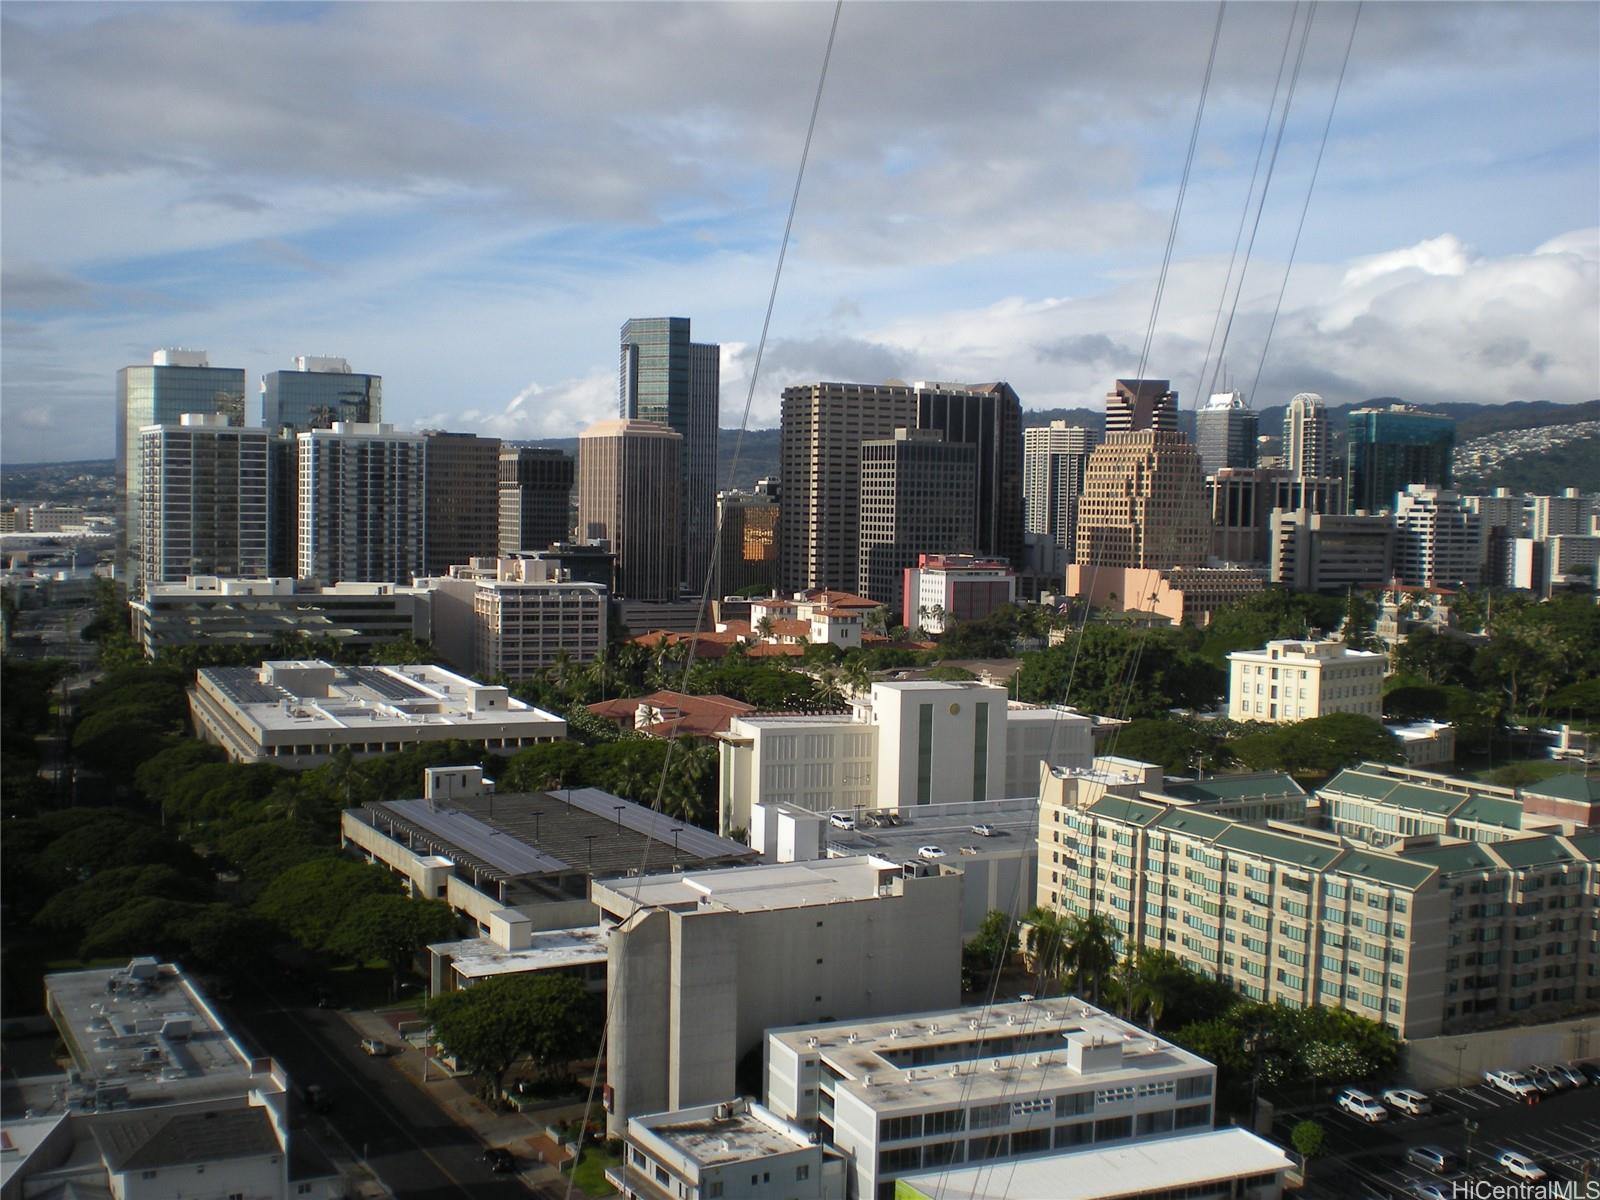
[[431, 926, 610, 981], [593, 856, 906, 915], [896, 1127, 1293, 1200], [639, 1101, 811, 1167], [822, 799, 1039, 862], [770, 996, 1210, 1110]]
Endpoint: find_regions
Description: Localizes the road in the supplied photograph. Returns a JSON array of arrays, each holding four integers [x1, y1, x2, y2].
[[224, 981, 532, 1200], [1285, 1079, 1600, 1199]]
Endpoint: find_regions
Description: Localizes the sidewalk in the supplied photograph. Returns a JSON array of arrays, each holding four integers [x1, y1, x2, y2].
[[341, 1007, 602, 1194]]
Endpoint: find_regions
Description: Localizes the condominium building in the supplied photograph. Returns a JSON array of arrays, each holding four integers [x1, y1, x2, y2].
[[1023, 420, 1097, 554], [858, 430, 977, 613], [297, 422, 425, 584], [116, 349, 247, 592], [1527, 488, 1600, 540], [577, 418, 683, 601], [190, 659, 565, 766], [598, 857, 963, 1134], [715, 480, 780, 597], [1393, 485, 1483, 590], [1075, 432, 1209, 569], [1269, 510, 1394, 592], [1104, 379, 1179, 434], [620, 318, 719, 589], [778, 382, 922, 592], [131, 575, 430, 658], [1195, 391, 1259, 474], [716, 680, 1094, 834], [1227, 638, 1388, 724], [765, 996, 1217, 1200], [260, 355, 380, 432], [912, 381, 1025, 566], [1282, 392, 1328, 479], [441, 556, 607, 679], [499, 446, 575, 554], [138, 414, 269, 586], [420, 430, 502, 576], [901, 554, 1016, 635], [1346, 404, 1455, 513]]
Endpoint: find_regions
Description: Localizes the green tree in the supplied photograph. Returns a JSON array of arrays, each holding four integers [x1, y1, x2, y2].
[[963, 910, 1020, 990], [1110, 719, 1226, 774], [333, 894, 457, 995], [1391, 628, 1476, 687], [1290, 1120, 1326, 1179], [1229, 713, 1401, 779], [255, 858, 404, 954], [427, 974, 602, 1102], [35, 864, 211, 939]]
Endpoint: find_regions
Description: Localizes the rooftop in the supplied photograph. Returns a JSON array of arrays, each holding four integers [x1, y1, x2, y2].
[[430, 925, 610, 981], [1164, 772, 1305, 805], [635, 1099, 814, 1167], [89, 1105, 279, 1172], [592, 856, 909, 916], [1523, 772, 1600, 805]]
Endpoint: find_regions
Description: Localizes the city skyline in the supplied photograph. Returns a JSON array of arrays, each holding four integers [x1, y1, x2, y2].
[[2, 1, 1597, 464]]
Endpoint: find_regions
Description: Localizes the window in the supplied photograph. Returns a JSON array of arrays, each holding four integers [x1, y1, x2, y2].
[[706, 1184, 724, 1199], [881, 1115, 923, 1142], [1175, 1103, 1211, 1129], [796, 1165, 809, 1182], [1094, 1115, 1133, 1142], [1176, 1076, 1212, 1100]]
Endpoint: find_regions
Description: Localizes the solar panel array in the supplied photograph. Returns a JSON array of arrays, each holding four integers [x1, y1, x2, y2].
[[201, 668, 287, 707], [345, 666, 433, 702], [378, 798, 567, 878]]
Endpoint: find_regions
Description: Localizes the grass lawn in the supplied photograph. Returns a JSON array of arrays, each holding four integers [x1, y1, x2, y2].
[[571, 1146, 621, 1197]]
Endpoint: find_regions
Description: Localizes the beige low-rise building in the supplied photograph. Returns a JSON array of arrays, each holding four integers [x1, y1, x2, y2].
[[1227, 638, 1387, 723]]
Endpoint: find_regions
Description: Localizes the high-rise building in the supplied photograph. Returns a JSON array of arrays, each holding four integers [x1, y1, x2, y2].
[[419, 430, 501, 576], [1346, 403, 1455, 513], [577, 418, 683, 602], [261, 355, 381, 433], [1527, 488, 1600, 540], [267, 435, 299, 578], [116, 349, 246, 592], [297, 423, 425, 585], [1283, 392, 1328, 478], [1207, 467, 1281, 564], [1023, 420, 1096, 555], [1393, 484, 1483, 589], [1075, 432, 1209, 569], [714, 479, 780, 598], [778, 382, 920, 592], [619, 318, 719, 590], [138, 414, 269, 586], [498, 446, 574, 555], [913, 381, 1024, 566], [1269, 510, 1394, 591], [858, 430, 977, 614], [1195, 390, 1259, 474], [1104, 378, 1178, 434]]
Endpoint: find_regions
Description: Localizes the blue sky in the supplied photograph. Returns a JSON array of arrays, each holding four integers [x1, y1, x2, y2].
[[2, 1, 1597, 463]]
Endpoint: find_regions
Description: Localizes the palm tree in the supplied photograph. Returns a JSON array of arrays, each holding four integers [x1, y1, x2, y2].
[[755, 615, 777, 642], [1062, 913, 1119, 1005], [864, 606, 889, 637], [1023, 906, 1072, 984]]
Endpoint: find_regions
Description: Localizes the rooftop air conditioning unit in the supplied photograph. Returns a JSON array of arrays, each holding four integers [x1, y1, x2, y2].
[[863, 1074, 874, 1087], [969, 1020, 980, 1031], [714, 1103, 731, 1120], [847, 1033, 858, 1044], [807, 1036, 819, 1048], [890, 1027, 901, 1039]]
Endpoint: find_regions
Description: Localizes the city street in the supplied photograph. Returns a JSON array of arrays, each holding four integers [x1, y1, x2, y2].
[[1286, 1080, 1600, 1200]]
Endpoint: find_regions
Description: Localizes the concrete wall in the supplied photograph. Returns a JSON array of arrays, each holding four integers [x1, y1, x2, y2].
[[1402, 1015, 1600, 1088]]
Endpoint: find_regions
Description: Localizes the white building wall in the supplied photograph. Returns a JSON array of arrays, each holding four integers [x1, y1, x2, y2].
[[873, 682, 1009, 808]]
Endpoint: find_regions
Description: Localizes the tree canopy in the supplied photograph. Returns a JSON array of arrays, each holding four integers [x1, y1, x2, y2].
[[426, 974, 602, 1101]]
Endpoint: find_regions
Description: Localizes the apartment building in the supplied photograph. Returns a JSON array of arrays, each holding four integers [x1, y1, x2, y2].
[[297, 422, 425, 585], [1226, 638, 1388, 723], [1393, 485, 1484, 590], [1269, 510, 1394, 592], [765, 996, 1216, 1200], [1283, 392, 1329, 479], [1317, 763, 1596, 843], [138, 414, 270, 586], [1023, 420, 1096, 555]]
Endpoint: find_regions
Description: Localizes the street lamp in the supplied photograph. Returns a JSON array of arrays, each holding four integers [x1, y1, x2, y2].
[[1463, 1117, 1479, 1170], [1453, 1041, 1469, 1088]]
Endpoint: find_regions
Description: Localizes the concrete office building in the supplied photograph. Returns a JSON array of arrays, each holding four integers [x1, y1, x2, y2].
[[1346, 404, 1455, 513], [1393, 485, 1483, 589], [901, 554, 1016, 635], [1195, 390, 1259, 474], [1270, 510, 1394, 591], [116, 349, 247, 593], [1024, 420, 1097, 556], [715, 480, 780, 597], [419, 430, 502, 576], [1283, 392, 1329, 479], [913, 381, 1025, 567], [620, 318, 719, 589], [1075, 432, 1210, 569], [131, 576, 430, 659], [1527, 488, 1600, 540], [191, 659, 565, 767], [765, 996, 1217, 1200], [261, 355, 380, 432], [1206, 467, 1279, 564], [422, 555, 607, 679], [297, 423, 425, 584], [1104, 379, 1179, 434], [1227, 638, 1388, 723], [138, 414, 269, 586], [499, 446, 575, 555], [716, 680, 1094, 835], [778, 382, 922, 592], [858, 430, 977, 614], [597, 856, 963, 1135], [578, 419, 683, 601]]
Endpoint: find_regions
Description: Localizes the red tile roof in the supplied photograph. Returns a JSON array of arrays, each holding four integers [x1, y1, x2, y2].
[[587, 690, 755, 738]]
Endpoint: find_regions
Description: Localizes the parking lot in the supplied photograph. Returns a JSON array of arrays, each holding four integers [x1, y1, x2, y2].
[[1289, 1079, 1600, 1200]]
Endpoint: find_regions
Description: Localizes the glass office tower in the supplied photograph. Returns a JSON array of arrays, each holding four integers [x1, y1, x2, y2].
[[1346, 404, 1455, 513], [116, 350, 247, 593], [261, 356, 381, 433]]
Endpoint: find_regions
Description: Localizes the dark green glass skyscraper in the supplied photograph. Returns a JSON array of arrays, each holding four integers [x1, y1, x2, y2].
[[619, 317, 719, 592], [1345, 403, 1455, 513]]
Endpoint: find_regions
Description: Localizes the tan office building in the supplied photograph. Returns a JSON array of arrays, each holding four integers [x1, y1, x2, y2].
[[577, 419, 682, 601], [1075, 431, 1209, 569]]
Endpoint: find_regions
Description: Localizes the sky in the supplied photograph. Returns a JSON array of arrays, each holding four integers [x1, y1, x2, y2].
[[2, 1, 1597, 464]]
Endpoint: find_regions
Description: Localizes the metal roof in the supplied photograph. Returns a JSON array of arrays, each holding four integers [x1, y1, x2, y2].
[[1164, 773, 1304, 805], [1332, 849, 1436, 889], [1213, 825, 1341, 870]]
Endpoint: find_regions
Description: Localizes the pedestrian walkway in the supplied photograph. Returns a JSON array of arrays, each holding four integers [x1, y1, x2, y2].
[[340, 1007, 603, 1193]]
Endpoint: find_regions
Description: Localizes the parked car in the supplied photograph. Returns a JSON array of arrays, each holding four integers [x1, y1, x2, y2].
[[1410, 1181, 1450, 1200], [1336, 1087, 1388, 1123], [970, 823, 997, 837], [1405, 1146, 1460, 1174], [1574, 1061, 1600, 1086], [359, 1037, 390, 1057], [1483, 1069, 1540, 1100], [829, 813, 857, 830], [918, 845, 946, 860], [1384, 1088, 1433, 1117], [1551, 1062, 1587, 1088], [1525, 1065, 1562, 1093], [1492, 1150, 1546, 1182], [483, 1147, 516, 1174]]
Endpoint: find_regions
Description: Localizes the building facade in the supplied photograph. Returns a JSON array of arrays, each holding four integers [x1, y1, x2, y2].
[[1393, 485, 1483, 590], [260, 355, 381, 432], [297, 423, 425, 584], [1075, 432, 1210, 569], [1226, 638, 1388, 723], [499, 445, 576, 555], [1104, 379, 1179, 434], [1269, 510, 1394, 592], [715, 480, 780, 597], [1195, 391, 1259, 474], [902, 554, 1017, 635], [913, 381, 1025, 567], [1346, 404, 1455, 513], [858, 430, 977, 614], [421, 430, 502, 576], [1282, 392, 1328, 479], [138, 414, 269, 586], [1023, 420, 1097, 556], [577, 419, 683, 601], [116, 349, 247, 593]]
